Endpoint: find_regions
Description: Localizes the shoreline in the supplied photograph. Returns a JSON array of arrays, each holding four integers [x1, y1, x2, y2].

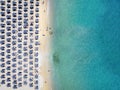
[[39, 0, 53, 90]]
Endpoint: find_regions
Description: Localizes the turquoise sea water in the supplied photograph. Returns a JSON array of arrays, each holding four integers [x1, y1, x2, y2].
[[52, 0, 120, 90]]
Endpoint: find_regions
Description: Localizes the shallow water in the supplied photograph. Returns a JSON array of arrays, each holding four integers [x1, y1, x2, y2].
[[52, 0, 120, 90]]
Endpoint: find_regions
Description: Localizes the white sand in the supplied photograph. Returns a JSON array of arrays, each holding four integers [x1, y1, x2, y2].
[[39, 0, 53, 90]]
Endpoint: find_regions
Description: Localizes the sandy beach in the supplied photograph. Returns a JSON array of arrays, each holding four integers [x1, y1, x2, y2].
[[39, 0, 53, 90]]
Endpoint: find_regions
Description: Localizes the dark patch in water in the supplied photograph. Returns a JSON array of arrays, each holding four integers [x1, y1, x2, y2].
[[53, 52, 60, 64]]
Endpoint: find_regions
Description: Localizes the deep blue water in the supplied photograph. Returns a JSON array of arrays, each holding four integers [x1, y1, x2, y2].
[[52, 0, 120, 90]]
